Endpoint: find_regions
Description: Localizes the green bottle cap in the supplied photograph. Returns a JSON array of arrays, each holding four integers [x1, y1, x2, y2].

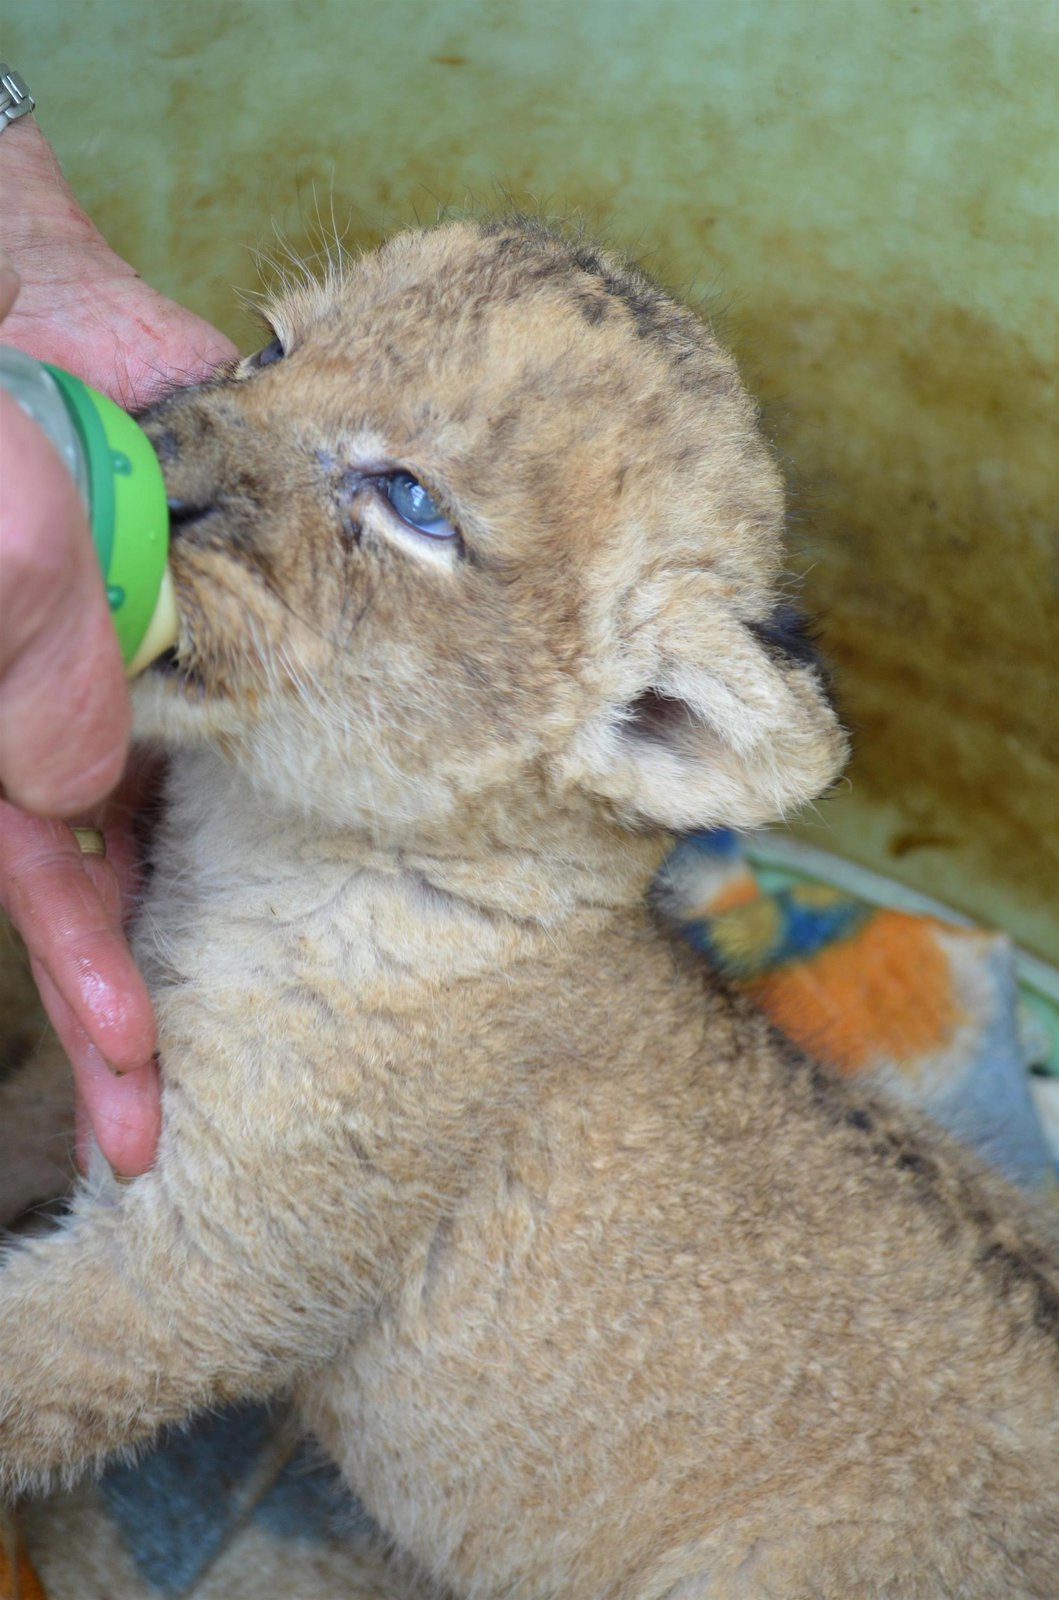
[[42, 364, 169, 670]]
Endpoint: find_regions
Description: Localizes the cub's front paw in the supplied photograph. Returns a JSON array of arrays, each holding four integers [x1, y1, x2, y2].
[[0, 1383, 86, 1498], [0, 1324, 123, 1497], [0, 1235, 144, 1495]]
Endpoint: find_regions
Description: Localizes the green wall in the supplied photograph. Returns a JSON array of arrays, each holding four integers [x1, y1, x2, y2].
[[6, 0, 1057, 958]]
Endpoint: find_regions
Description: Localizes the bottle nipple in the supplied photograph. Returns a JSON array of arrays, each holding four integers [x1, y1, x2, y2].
[[125, 566, 179, 676]]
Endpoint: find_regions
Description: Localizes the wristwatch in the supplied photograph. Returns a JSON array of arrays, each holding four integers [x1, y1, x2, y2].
[[0, 65, 34, 132]]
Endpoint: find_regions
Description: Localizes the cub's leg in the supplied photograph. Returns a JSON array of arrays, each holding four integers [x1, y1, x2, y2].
[[0, 1068, 401, 1495]]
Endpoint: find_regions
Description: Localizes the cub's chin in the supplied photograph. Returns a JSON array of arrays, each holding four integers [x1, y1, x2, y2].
[[149, 647, 205, 694], [131, 650, 245, 747]]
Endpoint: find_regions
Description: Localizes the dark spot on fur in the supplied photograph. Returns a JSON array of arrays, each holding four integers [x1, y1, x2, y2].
[[478, 217, 727, 395], [482, 226, 523, 252], [517, 254, 563, 286], [576, 292, 610, 326], [748, 604, 824, 673], [802, 1057, 840, 1114], [570, 247, 674, 344], [344, 1128, 376, 1172], [422, 1214, 455, 1308], [219, 524, 279, 588], [977, 1241, 1059, 1340], [147, 428, 181, 464], [867, 1129, 945, 1198], [743, 953, 1059, 1353], [485, 406, 523, 448], [894, 1147, 940, 1182]]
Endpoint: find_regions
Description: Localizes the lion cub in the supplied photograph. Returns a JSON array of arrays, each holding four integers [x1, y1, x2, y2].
[[1, 220, 1056, 1598]]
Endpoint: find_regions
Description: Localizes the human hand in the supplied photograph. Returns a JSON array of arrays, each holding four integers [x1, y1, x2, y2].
[[0, 116, 235, 405], [0, 119, 237, 1175]]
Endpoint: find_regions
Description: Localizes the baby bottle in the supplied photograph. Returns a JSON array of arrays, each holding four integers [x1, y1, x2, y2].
[[0, 346, 176, 675]]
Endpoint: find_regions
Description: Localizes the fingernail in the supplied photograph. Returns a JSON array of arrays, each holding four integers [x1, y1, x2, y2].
[[107, 1051, 159, 1078]]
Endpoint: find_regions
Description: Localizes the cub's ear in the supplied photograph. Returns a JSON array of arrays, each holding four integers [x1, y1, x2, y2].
[[563, 586, 848, 832]]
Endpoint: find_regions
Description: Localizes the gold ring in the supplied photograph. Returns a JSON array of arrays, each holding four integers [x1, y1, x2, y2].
[[71, 826, 107, 858]]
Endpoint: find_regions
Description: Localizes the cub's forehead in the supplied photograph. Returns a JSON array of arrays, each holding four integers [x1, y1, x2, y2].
[[279, 227, 584, 369], [271, 220, 732, 403]]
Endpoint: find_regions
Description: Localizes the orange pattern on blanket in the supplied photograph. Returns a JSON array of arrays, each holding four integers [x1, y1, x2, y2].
[[703, 876, 761, 915], [747, 912, 963, 1076]]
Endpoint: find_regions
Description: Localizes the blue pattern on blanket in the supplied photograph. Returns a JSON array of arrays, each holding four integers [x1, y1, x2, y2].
[[99, 1404, 374, 1591]]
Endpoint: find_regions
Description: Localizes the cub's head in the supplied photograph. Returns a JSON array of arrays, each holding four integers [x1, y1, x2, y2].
[[135, 219, 846, 842]]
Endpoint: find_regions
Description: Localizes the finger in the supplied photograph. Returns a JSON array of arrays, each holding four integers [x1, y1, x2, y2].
[[0, 391, 130, 816], [118, 301, 240, 406], [34, 964, 160, 1176], [0, 805, 156, 1071]]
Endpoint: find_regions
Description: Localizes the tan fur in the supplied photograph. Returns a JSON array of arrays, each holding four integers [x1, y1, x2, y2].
[[1, 221, 1056, 1598]]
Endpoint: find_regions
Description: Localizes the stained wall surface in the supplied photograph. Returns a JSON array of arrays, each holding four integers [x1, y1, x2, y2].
[[6, 0, 1057, 958]]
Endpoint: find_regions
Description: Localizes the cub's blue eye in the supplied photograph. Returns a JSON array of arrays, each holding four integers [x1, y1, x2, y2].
[[248, 337, 284, 369], [385, 472, 458, 541]]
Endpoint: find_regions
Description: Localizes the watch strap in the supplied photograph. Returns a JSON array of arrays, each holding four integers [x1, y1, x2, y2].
[[0, 66, 35, 131]]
